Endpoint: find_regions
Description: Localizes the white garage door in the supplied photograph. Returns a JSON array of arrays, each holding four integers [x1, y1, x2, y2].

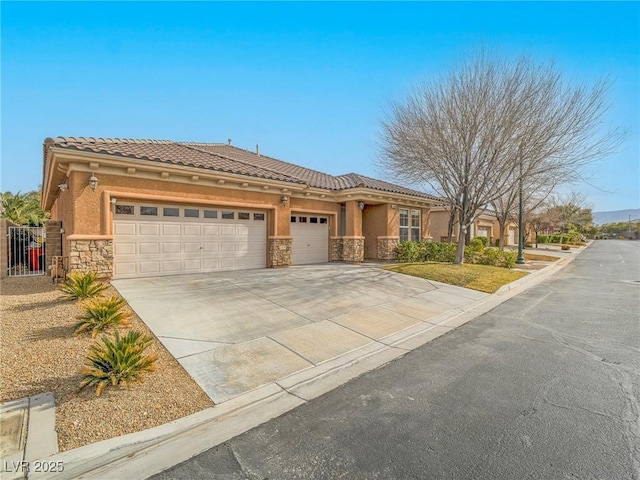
[[477, 226, 490, 238], [508, 228, 516, 245], [113, 203, 266, 279], [291, 215, 329, 265]]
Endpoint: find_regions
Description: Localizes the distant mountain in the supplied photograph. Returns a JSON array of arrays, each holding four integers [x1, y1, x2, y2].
[[593, 209, 640, 225]]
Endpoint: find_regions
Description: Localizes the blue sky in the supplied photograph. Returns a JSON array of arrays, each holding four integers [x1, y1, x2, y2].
[[1, 1, 638, 212]]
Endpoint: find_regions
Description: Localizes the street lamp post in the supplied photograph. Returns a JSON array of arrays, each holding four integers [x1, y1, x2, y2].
[[516, 163, 525, 265]]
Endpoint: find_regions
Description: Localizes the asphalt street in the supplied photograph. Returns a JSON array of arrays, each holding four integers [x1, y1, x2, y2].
[[151, 241, 640, 480]]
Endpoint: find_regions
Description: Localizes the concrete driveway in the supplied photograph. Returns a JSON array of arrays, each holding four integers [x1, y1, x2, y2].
[[112, 264, 487, 404]]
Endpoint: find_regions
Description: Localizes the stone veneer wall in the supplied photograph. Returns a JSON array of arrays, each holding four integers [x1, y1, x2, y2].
[[330, 237, 344, 261], [377, 236, 399, 260], [68, 239, 113, 278], [268, 237, 292, 267], [342, 237, 365, 263]]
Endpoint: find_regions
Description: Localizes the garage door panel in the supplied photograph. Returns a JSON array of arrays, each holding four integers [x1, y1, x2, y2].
[[220, 226, 236, 236], [183, 225, 201, 236], [220, 242, 236, 252], [114, 223, 136, 235], [183, 259, 201, 271], [202, 258, 220, 269], [162, 224, 181, 235], [202, 243, 219, 253], [203, 225, 219, 235], [139, 243, 160, 254], [220, 258, 236, 269], [114, 242, 136, 255], [183, 242, 201, 253], [114, 262, 136, 276], [140, 224, 161, 235], [162, 260, 182, 272], [163, 243, 181, 254], [139, 261, 161, 274]]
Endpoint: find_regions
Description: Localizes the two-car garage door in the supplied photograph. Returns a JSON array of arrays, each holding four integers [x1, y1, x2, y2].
[[113, 202, 266, 279]]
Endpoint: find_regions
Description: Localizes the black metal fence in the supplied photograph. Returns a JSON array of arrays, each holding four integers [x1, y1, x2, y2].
[[8, 226, 46, 276]]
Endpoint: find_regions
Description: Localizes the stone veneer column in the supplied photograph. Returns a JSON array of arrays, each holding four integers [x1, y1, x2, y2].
[[68, 239, 113, 278], [376, 236, 400, 260], [44, 220, 62, 272], [268, 236, 292, 267], [342, 236, 365, 263], [330, 237, 344, 261]]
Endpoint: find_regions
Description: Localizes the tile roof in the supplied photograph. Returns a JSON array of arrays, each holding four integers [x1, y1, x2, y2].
[[45, 137, 440, 201]]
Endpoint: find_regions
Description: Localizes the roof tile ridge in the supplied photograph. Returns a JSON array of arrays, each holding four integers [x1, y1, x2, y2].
[[53, 136, 174, 145]]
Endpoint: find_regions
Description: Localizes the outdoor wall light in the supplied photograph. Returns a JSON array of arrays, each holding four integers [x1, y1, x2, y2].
[[58, 184, 68, 191], [280, 196, 288, 207], [88, 173, 99, 191], [110, 198, 117, 205], [358, 201, 365, 211]]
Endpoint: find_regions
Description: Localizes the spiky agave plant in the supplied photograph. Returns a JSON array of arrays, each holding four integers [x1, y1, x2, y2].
[[58, 271, 108, 300], [80, 330, 157, 396], [75, 296, 132, 338]]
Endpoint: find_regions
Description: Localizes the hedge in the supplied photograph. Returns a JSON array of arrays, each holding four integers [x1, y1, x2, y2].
[[394, 241, 517, 268]]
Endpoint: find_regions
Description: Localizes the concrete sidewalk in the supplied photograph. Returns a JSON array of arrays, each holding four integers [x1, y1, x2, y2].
[[14, 247, 584, 479]]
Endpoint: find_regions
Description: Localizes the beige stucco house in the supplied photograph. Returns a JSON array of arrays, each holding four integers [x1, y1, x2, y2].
[[41, 137, 440, 279], [429, 207, 519, 247]]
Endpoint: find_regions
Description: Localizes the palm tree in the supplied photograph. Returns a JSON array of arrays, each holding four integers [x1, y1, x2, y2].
[[0, 190, 50, 226]]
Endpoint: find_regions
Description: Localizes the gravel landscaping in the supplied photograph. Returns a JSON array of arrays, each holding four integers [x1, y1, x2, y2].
[[0, 276, 213, 452]]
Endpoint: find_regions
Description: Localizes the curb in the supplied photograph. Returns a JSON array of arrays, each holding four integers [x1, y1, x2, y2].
[[1, 393, 57, 480], [25, 245, 588, 479]]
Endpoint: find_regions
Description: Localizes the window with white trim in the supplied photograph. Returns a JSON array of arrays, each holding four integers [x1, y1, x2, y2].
[[399, 208, 420, 242]]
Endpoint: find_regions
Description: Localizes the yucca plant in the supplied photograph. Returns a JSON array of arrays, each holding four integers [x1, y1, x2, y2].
[[80, 330, 157, 397], [58, 271, 108, 300], [75, 296, 132, 338]]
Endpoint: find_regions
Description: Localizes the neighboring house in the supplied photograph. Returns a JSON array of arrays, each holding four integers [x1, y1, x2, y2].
[[41, 137, 440, 279], [429, 206, 519, 246]]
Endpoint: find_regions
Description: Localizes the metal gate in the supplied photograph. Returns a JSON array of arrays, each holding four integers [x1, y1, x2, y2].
[[8, 226, 46, 276]]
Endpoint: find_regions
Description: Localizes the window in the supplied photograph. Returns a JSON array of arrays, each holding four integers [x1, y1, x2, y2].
[[320, 218, 328, 224], [340, 204, 346, 236], [163, 207, 179, 217], [140, 206, 158, 216], [399, 209, 420, 242], [221, 211, 234, 220], [204, 210, 217, 219], [310, 217, 318, 224], [238, 212, 250, 220], [411, 210, 421, 241], [299, 216, 307, 223], [291, 216, 297, 223], [184, 208, 199, 218], [254, 213, 265, 221], [399, 209, 409, 242], [115, 205, 134, 215]]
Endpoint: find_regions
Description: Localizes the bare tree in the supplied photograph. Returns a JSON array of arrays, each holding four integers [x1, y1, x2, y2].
[[379, 52, 622, 263]]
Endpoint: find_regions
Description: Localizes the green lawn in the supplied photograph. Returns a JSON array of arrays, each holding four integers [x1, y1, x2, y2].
[[385, 262, 528, 294]]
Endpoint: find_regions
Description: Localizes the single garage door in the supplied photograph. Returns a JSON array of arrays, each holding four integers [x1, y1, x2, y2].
[[477, 226, 490, 238], [113, 202, 266, 279], [508, 228, 517, 246], [291, 214, 329, 265]]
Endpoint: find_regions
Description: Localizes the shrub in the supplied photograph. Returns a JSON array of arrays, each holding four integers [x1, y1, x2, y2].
[[394, 241, 428, 262], [75, 296, 132, 338], [80, 330, 157, 397], [537, 234, 549, 244], [423, 242, 457, 262], [465, 246, 517, 268], [561, 244, 571, 251], [59, 271, 108, 300], [472, 236, 489, 247]]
